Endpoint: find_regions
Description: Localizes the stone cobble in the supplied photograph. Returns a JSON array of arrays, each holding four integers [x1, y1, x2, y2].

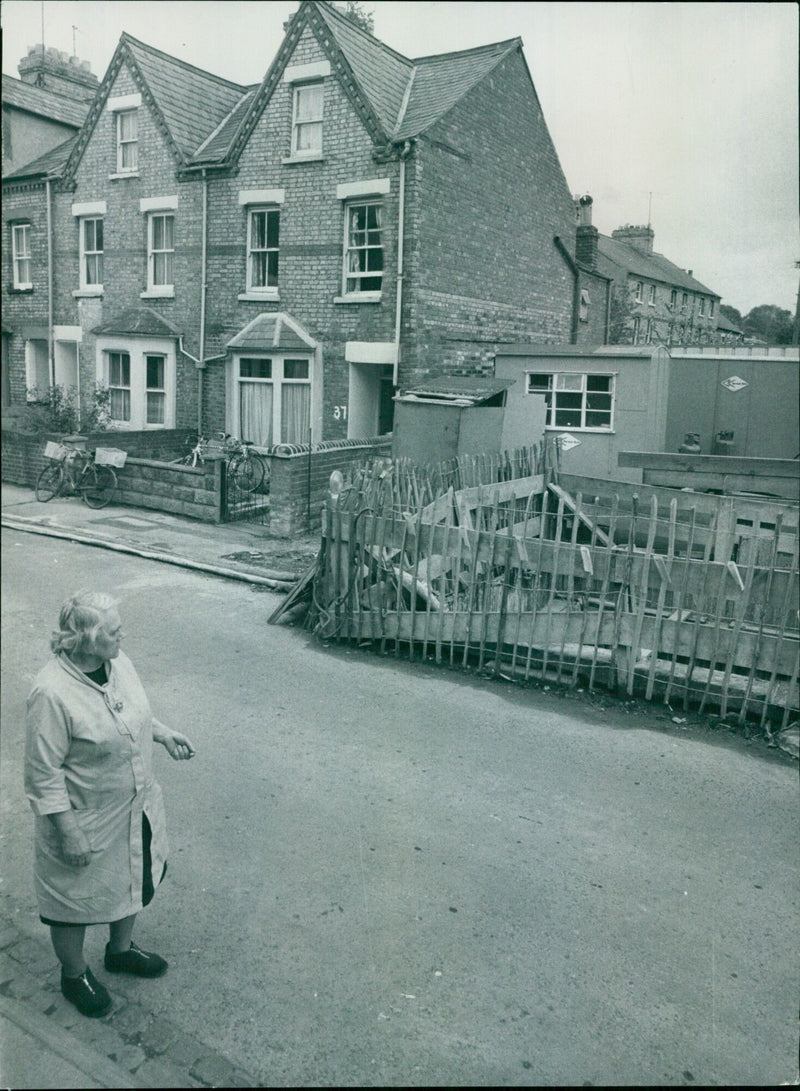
[[0, 909, 260, 1087]]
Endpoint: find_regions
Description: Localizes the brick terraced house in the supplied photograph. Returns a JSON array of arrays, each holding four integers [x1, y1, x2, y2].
[[574, 196, 726, 347], [2, 0, 609, 445]]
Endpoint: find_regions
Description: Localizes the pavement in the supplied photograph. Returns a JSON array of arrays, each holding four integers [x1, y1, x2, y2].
[[1, 483, 321, 1090]]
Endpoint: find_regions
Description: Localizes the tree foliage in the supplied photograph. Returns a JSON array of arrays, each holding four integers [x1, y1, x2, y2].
[[742, 304, 794, 345], [719, 304, 743, 328], [334, 1, 375, 34]]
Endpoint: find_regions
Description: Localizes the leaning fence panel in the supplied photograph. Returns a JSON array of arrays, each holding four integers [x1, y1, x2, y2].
[[310, 447, 798, 724]]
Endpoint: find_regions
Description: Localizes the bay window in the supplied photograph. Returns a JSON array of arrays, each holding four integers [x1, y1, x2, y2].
[[236, 356, 311, 446]]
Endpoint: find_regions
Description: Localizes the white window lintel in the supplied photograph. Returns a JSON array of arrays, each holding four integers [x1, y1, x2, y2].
[[72, 200, 107, 217], [337, 178, 391, 201], [238, 189, 285, 206], [140, 195, 178, 213], [283, 60, 330, 83], [107, 92, 141, 112]]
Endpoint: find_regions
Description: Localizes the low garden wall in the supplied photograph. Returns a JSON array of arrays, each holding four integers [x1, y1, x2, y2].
[[263, 438, 393, 537], [2, 428, 392, 534]]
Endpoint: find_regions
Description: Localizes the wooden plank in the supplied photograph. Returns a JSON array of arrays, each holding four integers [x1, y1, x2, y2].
[[760, 546, 800, 731], [641, 470, 800, 501], [541, 490, 566, 680], [645, 496, 677, 701], [589, 494, 620, 690], [627, 495, 659, 694], [420, 485, 455, 525], [618, 452, 800, 478], [548, 483, 612, 546], [451, 473, 545, 513], [740, 515, 781, 722], [664, 504, 697, 705]]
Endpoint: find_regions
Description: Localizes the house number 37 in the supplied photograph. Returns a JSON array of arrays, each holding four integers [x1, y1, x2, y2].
[[333, 405, 348, 420]]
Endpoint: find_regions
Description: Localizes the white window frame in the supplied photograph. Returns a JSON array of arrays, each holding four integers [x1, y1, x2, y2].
[[648, 284, 656, 306], [96, 336, 176, 429], [11, 223, 32, 289], [79, 216, 104, 291], [116, 109, 138, 173], [232, 354, 312, 446], [291, 81, 324, 158], [246, 207, 280, 296], [145, 353, 167, 425], [525, 371, 616, 432], [107, 351, 132, 423], [146, 211, 175, 295], [681, 292, 688, 313], [634, 280, 643, 304], [342, 200, 384, 298], [632, 315, 641, 344], [709, 299, 715, 318]]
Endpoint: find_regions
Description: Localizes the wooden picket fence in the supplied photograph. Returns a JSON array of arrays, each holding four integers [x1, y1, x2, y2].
[[309, 443, 799, 730]]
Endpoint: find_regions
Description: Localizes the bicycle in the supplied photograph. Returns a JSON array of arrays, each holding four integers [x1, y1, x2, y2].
[[224, 435, 268, 493], [35, 443, 118, 509], [175, 433, 268, 492]]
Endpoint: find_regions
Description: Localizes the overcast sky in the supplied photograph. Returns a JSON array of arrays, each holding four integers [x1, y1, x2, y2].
[[3, 1, 797, 315]]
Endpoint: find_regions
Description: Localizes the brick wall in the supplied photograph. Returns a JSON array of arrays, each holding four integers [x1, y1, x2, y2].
[[402, 48, 577, 385], [264, 438, 392, 537]]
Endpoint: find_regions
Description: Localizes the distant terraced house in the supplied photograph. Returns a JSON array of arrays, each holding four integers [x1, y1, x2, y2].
[[574, 196, 736, 347], [2, 0, 609, 442]]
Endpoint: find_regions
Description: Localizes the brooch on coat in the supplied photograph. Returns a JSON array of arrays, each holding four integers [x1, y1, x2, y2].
[[112, 700, 124, 712]]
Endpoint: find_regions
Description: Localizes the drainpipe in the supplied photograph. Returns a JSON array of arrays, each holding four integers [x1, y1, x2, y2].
[[197, 169, 209, 436], [393, 141, 412, 387], [46, 176, 54, 387]]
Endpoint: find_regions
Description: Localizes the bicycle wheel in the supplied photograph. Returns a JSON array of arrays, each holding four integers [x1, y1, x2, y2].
[[35, 464, 64, 502], [80, 464, 117, 508], [229, 454, 261, 493]]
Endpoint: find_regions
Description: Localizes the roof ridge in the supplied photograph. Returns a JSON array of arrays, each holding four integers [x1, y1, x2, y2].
[[411, 37, 521, 64], [119, 31, 249, 92]]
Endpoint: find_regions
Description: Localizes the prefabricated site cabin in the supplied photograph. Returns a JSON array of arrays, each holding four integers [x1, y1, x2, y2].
[[495, 343, 800, 483]]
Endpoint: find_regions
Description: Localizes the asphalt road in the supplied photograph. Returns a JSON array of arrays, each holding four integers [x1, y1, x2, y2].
[[1, 530, 797, 1087]]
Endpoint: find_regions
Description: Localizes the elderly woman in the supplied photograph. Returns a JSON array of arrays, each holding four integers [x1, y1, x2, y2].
[[24, 590, 196, 1018]]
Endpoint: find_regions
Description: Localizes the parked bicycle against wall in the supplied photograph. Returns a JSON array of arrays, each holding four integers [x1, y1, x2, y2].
[[35, 442, 119, 509], [173, 432, 268, 492], [224, 435, 269, 493]]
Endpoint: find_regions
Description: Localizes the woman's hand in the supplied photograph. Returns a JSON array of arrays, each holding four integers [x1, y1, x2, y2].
[[153, 721, 196, 761], [59, 828, 92, 867], [48, 812, 92, 867]]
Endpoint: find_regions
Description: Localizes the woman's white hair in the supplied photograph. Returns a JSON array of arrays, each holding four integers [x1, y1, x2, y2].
[[51, 590, 119, 656]]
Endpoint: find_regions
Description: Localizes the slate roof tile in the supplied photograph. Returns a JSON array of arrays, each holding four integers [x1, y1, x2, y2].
[[2, 73, 90, 128], [598, 234, 717, 296], [92, 306, 182, 337], [123, 35, 248, 159]]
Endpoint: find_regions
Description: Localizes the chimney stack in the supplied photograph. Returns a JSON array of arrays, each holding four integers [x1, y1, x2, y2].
[[18, 44, 99, 101], [574, 194, 598, 269], [611, 224, 655, 256]]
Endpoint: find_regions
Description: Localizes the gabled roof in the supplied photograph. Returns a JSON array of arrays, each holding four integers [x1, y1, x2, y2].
[[4, 134, 77, 179], [315, 0, 413, 135], [221, 1, 526, 166], [598, 233, 718, 296], [716, 313, 744, 334], [62, 32, 249, 179], [2, 73, 90, 128], [92, 307, 182, 337], [396, 39, 520, 141], [121, 35, 247, 160]]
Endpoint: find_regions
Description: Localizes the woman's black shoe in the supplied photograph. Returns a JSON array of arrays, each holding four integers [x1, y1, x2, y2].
[[60, 967, 112, 1018], [104, 940, 168, 977]]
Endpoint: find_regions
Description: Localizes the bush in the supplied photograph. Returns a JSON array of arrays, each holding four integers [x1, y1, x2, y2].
[[17, 384, 111, 434]]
